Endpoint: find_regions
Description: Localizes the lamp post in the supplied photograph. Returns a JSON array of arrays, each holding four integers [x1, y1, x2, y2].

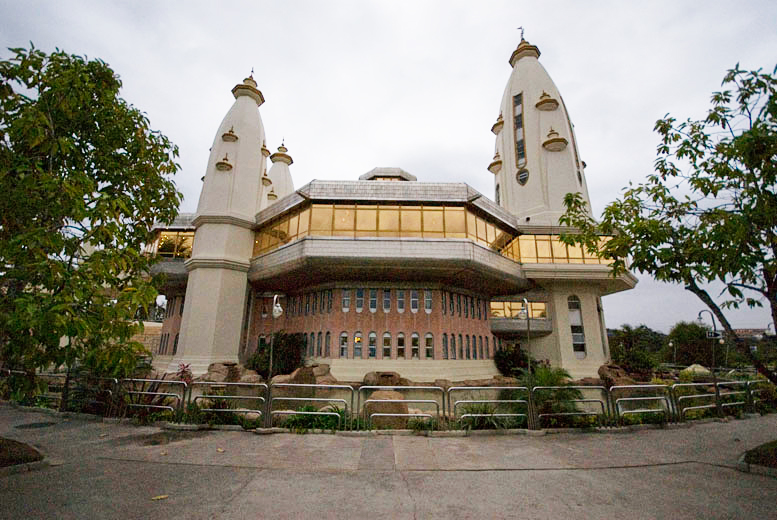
[[265, 294, 283, 427], [697, 310, 722, 416], [519, 298, 531, 376]]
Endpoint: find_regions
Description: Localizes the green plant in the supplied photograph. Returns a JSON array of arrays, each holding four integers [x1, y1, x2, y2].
[[459, 402, 526, 430], [246, 332, 305, 380], [494, 345, 538, 377], [280, 405, 345, 433]]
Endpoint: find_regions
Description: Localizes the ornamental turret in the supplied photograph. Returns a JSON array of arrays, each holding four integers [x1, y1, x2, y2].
[[491, 38, 591, 225], [260, 143, 295, 210]]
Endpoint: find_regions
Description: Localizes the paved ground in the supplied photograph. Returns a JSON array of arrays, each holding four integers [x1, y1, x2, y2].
[[1, 405, 776, 519]]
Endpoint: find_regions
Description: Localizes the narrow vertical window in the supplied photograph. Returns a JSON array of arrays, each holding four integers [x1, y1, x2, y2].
[[478, 336, 483, 359], [485, 337, 489, 358], [442, 333, 448, 359], [411, 333, 420, 359], [356, 289, 364, 312], [383, 289, 391, 312], [466, 336, 471, 359], [397, 333, 406, 358], [342, 289, 350, 312], [180, 297, 185, 316], [459, 334, 464, 359], [383, 333, 392, 358], [297, 296, 302, 316], [424, 290, 432, 313], [457, 294, 461, 316], [368, 332, 377, 358], [313, 292, 318, 314], [450, 334, 457, 359], [470, 297, 475, 319], [411, 290, 419, 312], [425, 333, 434, 359], [317, 332, 322, 357], [472, 335, 477, 359], [513, 93, 526, 167], [397, 290, 405, 312], [354, 331, 363, 358], [309, 332, 315, 357], [568, 295, 586, 357], [328, 289, 333, 313], [369, 289, 377, 313], [442, 292, 447, 315], [449, 292, 455, 315], [325, 332, 331, 357], [305, 294, 310, 315], [477, 298, 482, 320], [495, 184, 500, 205], [340, 332, 348, 358], [464, 296, 468, 318]]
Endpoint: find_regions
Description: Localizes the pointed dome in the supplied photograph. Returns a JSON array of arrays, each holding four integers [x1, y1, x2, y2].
[[492, 38, 591, 225], [196, 75, 268, 222], [262, 143, 295, 209]]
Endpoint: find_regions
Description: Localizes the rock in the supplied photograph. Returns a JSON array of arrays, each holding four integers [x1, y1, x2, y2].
[[365, 390, 408, 429], [682, 364, 711, 376], [271, 374, 292, 384], [434, 379, 452, 391], [598, 364, 636, 389], [363, 371, 405, 387], [316, 374, 338, 385], [204, 371, 227, 383], [239, 373, 263, 384], [312, 364, 330, 377], [290, 367, 316, 385], [573, 377, 604, 387], [207, 363, 230, 377]]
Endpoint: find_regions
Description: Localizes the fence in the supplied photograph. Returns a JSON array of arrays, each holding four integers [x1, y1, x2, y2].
[[2, 371, 775, 431]]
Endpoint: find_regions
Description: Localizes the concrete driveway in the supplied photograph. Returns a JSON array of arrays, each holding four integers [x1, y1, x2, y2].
[[1, 405, 776, 519]]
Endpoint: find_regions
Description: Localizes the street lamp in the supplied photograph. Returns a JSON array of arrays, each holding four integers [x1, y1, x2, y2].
[[669, 341, 675, 365], [518, 297, 532, 378], [265, 294, 283, 427], [697, 310, 722, 416]]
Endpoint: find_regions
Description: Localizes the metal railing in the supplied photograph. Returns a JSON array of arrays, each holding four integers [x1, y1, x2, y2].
[[357, 385, 446, 426], [448, 386, 531, 429], [119, 378, 188, 414], [270, 383, 355, 429], [532, 386, 609, 427], [610, 384, 674, 424]]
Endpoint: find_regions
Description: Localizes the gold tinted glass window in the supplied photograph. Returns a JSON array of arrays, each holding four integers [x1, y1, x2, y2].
[[378, 206, 399, 236], [333, 205, 355, 236], [536, 235, 552, 261], [423, 207, 444, 237], [287, 213, 299, 239], [400, 206, 422, 236], [466, 211, 477, 241], [297, 207, 310, 237], [519, 235, 537, 262], [310, 205, 333, 234], [444, 207, 466, 237], [356, 206, 377, 236], [551, 238, 568, 263]]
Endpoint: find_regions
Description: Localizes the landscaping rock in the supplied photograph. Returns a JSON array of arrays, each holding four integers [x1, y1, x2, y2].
[[363, 371, 406, 387], [315, 374, 338, 385], [312, 364, 330, 377], [365, 390, 408, 429], [239, 373, 263, 384], [434, 379, 452, 391], [598, 364, 636, 389], [681, 364, 711, 376]]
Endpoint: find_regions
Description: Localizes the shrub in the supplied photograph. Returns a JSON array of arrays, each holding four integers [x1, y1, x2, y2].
[[460, 402, 526, 430], [494, 345, 539, 377], [246, 332, 305, 380], [280, 405, 345, 432]]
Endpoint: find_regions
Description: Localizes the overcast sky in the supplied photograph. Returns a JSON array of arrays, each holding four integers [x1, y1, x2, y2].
[[2, 1, 775, 333]]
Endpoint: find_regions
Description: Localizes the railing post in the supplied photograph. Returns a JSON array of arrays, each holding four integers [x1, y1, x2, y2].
[[527, 385, 539, 430]]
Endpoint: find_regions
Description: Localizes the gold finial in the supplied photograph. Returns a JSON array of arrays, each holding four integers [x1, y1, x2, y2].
[[517, 26, 525, 41]]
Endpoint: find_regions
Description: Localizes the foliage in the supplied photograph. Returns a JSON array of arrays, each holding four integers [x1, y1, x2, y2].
[[246, 332, 305, 380], [0, 46, 182, 391], [517, 365, 585, 427], [176, 363, 193, 385], [560, 64, 777, 385], [666, 321, 715, 366], [280, 405, 345, 432], [459, 401, 526, 430], [494, 344, 538, 377], [610, 325, 661, 374]]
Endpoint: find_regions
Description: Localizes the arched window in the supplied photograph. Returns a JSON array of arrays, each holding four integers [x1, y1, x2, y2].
[[485, 337, 489, 358], [472, 335, 477, 359], [478, 336, 483, 359], [354, 331, 363, 358], [397, 290, 406, 313], [325, 332, 331, 357], [410, 290, 419, 313], [425, 333, 434, 359], [382, 332, 392, 358], [317, 332, 322, 357], [466, 336, 471, 359], [339, 332, 348, 358], [450, 334, 456, 359], [368, 332, 377, 358], [173, 333, 179, 355], [459, 334, 464, 359], [568, 295, 586, 358], [309, 332, 315, 357], [442, 334, 448, 359], [342, 289, 351, 312], [355, 289, 364, 312], [397, 333, 406, 358], [411, 333, 420, 358]]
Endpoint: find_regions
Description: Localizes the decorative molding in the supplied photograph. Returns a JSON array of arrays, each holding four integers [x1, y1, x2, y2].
[[215, 153, 233, 171], [184, 257, 250, 273], [542, 128, 568, 152], [192, 214, 256, 230], [487, 151, 503, 174], [221, 126, 238, 142], [491, 114, 504, 135], [535, 91, 559, 111], [509, 39, 541, 67]]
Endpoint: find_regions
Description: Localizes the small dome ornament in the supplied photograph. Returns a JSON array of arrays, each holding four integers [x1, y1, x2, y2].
[[270, 141, 293, 165], [231, 71, 265, 105], [221, 126, 238, 142], [535, 91, 559, 111], [542, 127, 568, 152], [261, 140, 270, 158], [267, 187, 278, 200], [261, 169, 273, 186], [215, 153, 233, 171], [491, 113, 504, 135], [488, 151, 503, 174]]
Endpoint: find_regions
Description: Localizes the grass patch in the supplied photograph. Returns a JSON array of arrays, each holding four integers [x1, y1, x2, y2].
[[0, 437, 43, 467], [744, 440, 777, 468]]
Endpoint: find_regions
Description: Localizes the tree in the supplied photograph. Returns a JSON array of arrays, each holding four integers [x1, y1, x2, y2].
[[0, 46, 182, 401], [560, 64, 777, 385], [609, 324, 663, 375], [666, 321, 713, 367]]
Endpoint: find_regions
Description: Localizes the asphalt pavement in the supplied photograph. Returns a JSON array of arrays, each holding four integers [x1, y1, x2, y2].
[[1, 405, 776, 519]]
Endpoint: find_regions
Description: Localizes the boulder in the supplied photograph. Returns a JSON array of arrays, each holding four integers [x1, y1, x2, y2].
[[573, 377, 605, 387], [271, 374, 292, 384], [316, 374, 339, 385], [365, 390, 408, 429], [289, 366, 316, 385], [682, 364, 711, 376], [363, 371, 406, 387], [434, 379, 452, 391], [239, 373, 264, 384], [598, 364, 636, 389], [312, 364, 331, 377]]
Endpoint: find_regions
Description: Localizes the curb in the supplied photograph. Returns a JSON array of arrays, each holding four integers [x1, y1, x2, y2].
[[736, 453, 777, 479]]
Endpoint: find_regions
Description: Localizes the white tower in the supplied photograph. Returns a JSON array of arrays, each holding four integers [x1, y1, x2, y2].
[[169, 76, 269, 373], [259, 143, 295, 211], [489, 38, 592, 226]]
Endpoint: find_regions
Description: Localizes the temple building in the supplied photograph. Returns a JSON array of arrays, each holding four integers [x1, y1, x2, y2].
[[149, 38, 637, 381]]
